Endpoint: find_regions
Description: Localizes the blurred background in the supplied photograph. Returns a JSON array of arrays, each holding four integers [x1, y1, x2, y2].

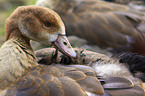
[[0, 0, 145, 50], [0, 0, 36, 47]]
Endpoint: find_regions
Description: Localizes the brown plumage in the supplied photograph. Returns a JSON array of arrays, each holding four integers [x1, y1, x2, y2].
[[36, 0, 145, 55], [0, 5, 104, 96], [101, 77, 145, 96], [5, 64, 104, 96], [34, 47, 145, 96]]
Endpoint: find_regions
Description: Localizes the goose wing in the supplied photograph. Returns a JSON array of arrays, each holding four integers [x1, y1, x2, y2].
[[5, 64, 104, 96], [99, 77, 145, 96]]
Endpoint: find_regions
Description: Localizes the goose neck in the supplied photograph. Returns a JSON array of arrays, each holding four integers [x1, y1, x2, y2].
[[0, 33, 38, 90]]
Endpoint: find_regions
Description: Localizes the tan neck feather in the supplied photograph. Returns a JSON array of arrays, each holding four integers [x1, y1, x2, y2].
[[0, 38, 38, 90]]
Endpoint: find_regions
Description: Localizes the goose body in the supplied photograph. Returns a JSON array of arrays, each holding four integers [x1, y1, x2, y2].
[[35, 48, 142, 85], [0, 5, 105, 96], [36, 0, 145, 54], [5, 64, 104, 96], [35, 48, 145, 96]]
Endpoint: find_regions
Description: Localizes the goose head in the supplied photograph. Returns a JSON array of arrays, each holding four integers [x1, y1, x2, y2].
[[5, 5, 76, 58]]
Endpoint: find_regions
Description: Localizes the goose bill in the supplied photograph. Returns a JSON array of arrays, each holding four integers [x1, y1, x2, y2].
[[53, 35, 76, 58]]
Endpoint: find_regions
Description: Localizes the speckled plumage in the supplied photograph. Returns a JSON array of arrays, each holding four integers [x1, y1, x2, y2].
[[0, 39, 37, 90]]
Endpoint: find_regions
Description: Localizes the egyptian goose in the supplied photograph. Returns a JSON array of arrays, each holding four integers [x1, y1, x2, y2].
[[0, 5, 105, 96], [36, 0, 145, 55], [35, 48, 145, 96]]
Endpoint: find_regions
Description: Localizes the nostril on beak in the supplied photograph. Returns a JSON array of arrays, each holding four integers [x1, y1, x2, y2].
[[63, 42, 67, 45]]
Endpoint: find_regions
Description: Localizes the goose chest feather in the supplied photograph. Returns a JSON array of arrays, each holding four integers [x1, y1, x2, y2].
[[0, 5, 104, 96]]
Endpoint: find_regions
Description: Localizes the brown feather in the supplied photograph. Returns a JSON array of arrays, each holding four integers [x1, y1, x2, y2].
[[5, 64, 104, 96], [36, 0, 145, 54]]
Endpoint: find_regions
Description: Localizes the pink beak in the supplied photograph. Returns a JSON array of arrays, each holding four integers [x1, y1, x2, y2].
[[53, 34, 76, 58]]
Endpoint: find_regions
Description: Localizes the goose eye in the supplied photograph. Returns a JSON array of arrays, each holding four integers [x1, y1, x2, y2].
[[44, 21, 51, 27]]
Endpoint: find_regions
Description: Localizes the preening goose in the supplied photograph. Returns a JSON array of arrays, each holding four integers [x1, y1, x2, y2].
[[36, 0, 145, 55], [0, 5, 104, 96], [35, 48, 145, 96]]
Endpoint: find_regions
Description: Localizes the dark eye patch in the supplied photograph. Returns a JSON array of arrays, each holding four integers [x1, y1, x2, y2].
[[44, 21, 51, 27]]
